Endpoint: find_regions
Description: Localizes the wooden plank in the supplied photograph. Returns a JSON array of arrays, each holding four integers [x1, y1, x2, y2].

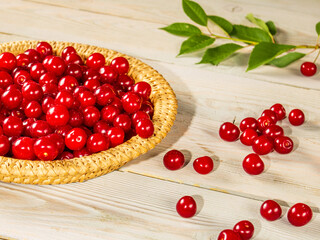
[[0, 171, 318, 240]]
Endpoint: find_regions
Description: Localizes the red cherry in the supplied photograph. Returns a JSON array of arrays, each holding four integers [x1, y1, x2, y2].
[[30, 62, 47, 81], [113, 114, 132, 132], [219, 122, 240, 142], [240, 128, 258, 146], [86, 133, 109, 153], [78, 90, 96, 107], [101, 105, 120, 123], [274, 136, 293, 154], [14, 70, 32, 86], [110, 97, 123, 112], [121, 92, 142, 114], [12, 137, 35, 160], [193, 156, 214, 174], [59, 151, 74, 160], [140, 101, 154, 118], [64, 53, 83, 65], [82, 106, 100, 127], [68, 109, 84, 127], [289, 109, 305, 126], [86, 53, 105, 70], [242, 153, 264, 175], [0, 71, 13, 89], [55, 124, 72, 137], [65, 63, 83, 80], [39, 72, 58, 86], [261, 109, 277, 123], [41, 96, 55, 114], [0, 135, 10, 156], [82, 68, 100, 82], [73, 147, 90, 158], [135, 118, 154, 138], [163, 150, 185, 170], [131, 111, 150, 127], [61, 46, 77, 59], [33, 136, 59, 160], [65, 128, 87, 151], [233, 220, 254, 240], [55, 90, 74, 109], [58, 75, 79, 92], [83, 78, 100, 92], [217, 229, 241, 240], [117, 74, 135, 91], [22, 118, 36, 136], [24, 101, 42, 118], [99, 66, 118, 83], [270, 103, 286, 120], [252, 136, 273, 155], [300, 62, 317, 76], [94, 86, 115, 106], [1, 87, 22, 110], [3, 116, 23, 136], [263, 125, 284, 140], [0, 52, 17, 71], [10, 109, 26, 121], [257, 116, 274, 132], [46, 56, 66, 76], [93, 120, 111, 135], [22, 81, 43, 101], [24, 49, 41, 62], [30, 120, 53, 138], [106, 127, 125, 147], [46, 105, 70, 127], [46, 133, 65, 154], [16, 53, 31, 67], [132, 81, 152, 101], [287, 203, 313, 227], [36, 41, 53, 59], [176, 196, 197, 218], [260, 200, 282, 221], [42, 83, 58, 97], [73, 86, 88, 98], [110, 57, 129, 74]]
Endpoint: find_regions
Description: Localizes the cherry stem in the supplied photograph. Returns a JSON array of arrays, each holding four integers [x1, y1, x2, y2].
[[313, 49, 320, 63], [232, 116, 236, 124]]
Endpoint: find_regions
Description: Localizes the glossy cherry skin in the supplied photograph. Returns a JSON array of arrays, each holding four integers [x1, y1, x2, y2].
[[99, 66, 118, 83], [101, 105, 120, 123], [110, 57, 129, 74], [24, 49, 41, 63], [0, 71, 13, 89], [65, 63, 83, 80], [65, 128, 87, 151], [14, 70, 32, 86], [257, 116, 275, 132], [261, 109, 278, 123], [121, 92, 142, 114], [117, 75, 135, 91], [30, 63, 47, 81], [84, 78, 100, 92], [2, 116, 23, 136], [0, 52, 17, 71], [93, 120, 111, 135], [131, 111, 150, 127], [24, 101, 42, 118], [46, 133, 65, 154], [240, 128, 258, 146], [86, 53, 105, 70], [12, 137, 35, 160], [219, 122, 240, 142], [252, 136, 273, 155], [132, 81, 152, 101], [41, 96, 55, 114], [78, 90, 96, 107], [55, 124, 73, 137], [82, 106, 100, 127], [39, 72, 58, 86], [29, 120, 53, 138], [217, 229, 241, 240], [68, 109, 84, 127], [135, 118, 154, 138], [16, 53, 31, 67], [176, 196, 197, 218], [233, 220, 254, 240], [260, 200, 282, 221], [1, 87, 22, 110], [193, 156, 214, 174], [58, 75, 79, 92], [55, 90, 74, 109], [94, 86, 115, 106], [42, 82, 59, 97], [33, 136, 59, 161], [106, 127, 125, 147], [287, 203, 313, 227], [82, 68, 100, 82], [61, 46, 77, 59], [270, 103, 286, 120], [36, 41, 53, 59], [300, 62, 317, 77], [274, 136, 293, 154], [64, 53, 83, 65], [46, 56, 66, 76], [289, 109, 305, 126], [0, 135, 10, 156], [242, 153, 264, 175], [163, 150, 185, 170], [86, 133, 109, 153], [59, 151, 74, 160], [263, 125, 284, 140], [113, 114, 132, 132], [22, 81, 44, 101], [46, 105, 70, 127]]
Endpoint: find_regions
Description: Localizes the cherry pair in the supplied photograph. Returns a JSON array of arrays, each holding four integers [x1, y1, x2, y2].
[[217, 220, 254, 240]]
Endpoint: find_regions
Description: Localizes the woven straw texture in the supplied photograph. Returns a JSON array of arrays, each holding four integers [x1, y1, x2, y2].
[[0, 40, 177, 185]]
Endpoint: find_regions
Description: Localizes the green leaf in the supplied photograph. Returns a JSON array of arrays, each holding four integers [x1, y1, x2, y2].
[[316, 21, 320, 35], [178, 35, 215, 55], [231, 25, 272, 43], [269, 52, 305, 68], [246, 13, 269, 33], [208, 15, 233, 34], [182, 0, 207, 26], [198, 43, 243, 65], [160, 23, 202, 36], [247, 42, 295, 71], [266, 21, 277, 35]]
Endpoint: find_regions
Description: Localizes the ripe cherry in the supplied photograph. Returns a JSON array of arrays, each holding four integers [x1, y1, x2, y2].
[[217, 229, 241, 240], [22, 81, 43, 101], [41, 96, 55, 114], [260, 200, 282, 221], [24, 101, 42, 118], [101, 105, 120, 123], [121, 92, 142, 114], [61, 46, 77, 59], [64, 53, 83, 65], [99, 66, 118, 83], [82, 68, 100, 82], [300, 62, 317, 77], [261, 109, 277, 123], [110, 57, 129, 74], [257, 116, 274, 132], [58, 75, 79, 92], [84, 78, 100, 92], [287, 203, 313, 227], [274, 136, 293, 154], [135, 118, 154, 138], [68, 109, 84, 127], [78, 90, 96, 107], [176, 196, 197, 218], [131, 111, 150, 127], [33, 136, 59, 160], [93, 120, 111, 135], [42, 82, 58, 97], [30, 120, 53, 138], [270, 103, 286, 121], [46, 56, 66, 76], [82, 106, 100, 127], [233, 220, 254, 240], [3, 116, 23, 136], [55, 124, 72, 137], [30, 63, 47, 81], [24, 49, 41, 62], [39, 72, 58, 86], [12, 137, 35, 160], [14, 70, 32, 86], [242, 153, 264, 175], [0, 71, 13, 89], [46, 133, 65, 154], [263, 125, 284, 140], [0, 52, 17, 71], [106, 127, 125, 147], [55, 90, 75, 109], [289, 109, 305, 126], [36, 41, 53, 59], [65, 128, 87, 151], [240, 128, 258, 146], [193, 156, 214, 174], [132, 81, 152, 101], [0, 135, 10, 156], [117, 75, 135, 91], [46, 105, 70, 127], [252, 136, 273, 155], [16, 53, 31, 67], [73, 147, 90, 158], [86, 53, 105, 70], [94, 85, 115, 106], [163, 150, 185, 170], [113, 114, 132, 132], [219, 122, 240, 142], [65, 63, 82, 80], [59, 151, 74, 160], [1, 87, 22, 110], [86, 133, 109, 153]]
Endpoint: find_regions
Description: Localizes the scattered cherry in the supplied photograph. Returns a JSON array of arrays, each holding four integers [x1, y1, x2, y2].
[[289, 109, 305, 126], [274, 136, 293, 154], [252, 136, 273, 155], [300, 62, 317, 77], [270, 104, 286, 121], [163, 150, 185, 170], [240, 128, 258, 146], [233, 220, 254, 240], [242, 153, 264, 175], [176, 196, 197, 218], [287, 203, 313, 227], [193, 156, 213, 174], [260, 200, 282, 221], [217, 229, 241, 240], [219, 122, 240, 142]]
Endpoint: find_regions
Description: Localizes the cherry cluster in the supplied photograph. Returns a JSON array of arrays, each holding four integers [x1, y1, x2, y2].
[[0, 42, 154, 161], [219, 103, 305, 175]]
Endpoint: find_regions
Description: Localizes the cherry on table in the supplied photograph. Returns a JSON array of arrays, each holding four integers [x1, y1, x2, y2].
[[233, 220, 254, 240], [217, 229, 242, 240], [176, 196, 197, 218], [257, 116, 274, 132], [193, 156, 213, 174], [289, 109, 305, 126], [274, 136, 294, 154], [270, 103, 286, 120], [300, 62, 317, 77], [163, 150, 185, 170], [263, 125, 284, 140], [252, 135, 273, 155], [240, 128, 258, 146], [287, 203, 313, 227], [219, 122, 240, 142], [261, 109, 277, 123], [242, 153, 264, 175], [260, 200, 282, 221]]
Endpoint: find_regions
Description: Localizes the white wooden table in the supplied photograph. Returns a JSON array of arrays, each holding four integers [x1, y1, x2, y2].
[[0, 0, 319, 239]]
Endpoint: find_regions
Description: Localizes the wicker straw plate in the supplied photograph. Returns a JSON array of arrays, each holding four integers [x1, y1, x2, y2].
[[0, 40, 177, 185]]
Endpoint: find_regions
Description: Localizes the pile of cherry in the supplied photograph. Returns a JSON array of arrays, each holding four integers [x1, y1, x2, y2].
[[162, 104, 313, 239], [0, 41, 155, 161]]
